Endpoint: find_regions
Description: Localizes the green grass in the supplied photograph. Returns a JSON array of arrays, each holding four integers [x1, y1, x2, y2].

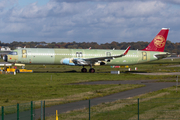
[[47, 86, 180, 120], [0, 58, 180, 107], [0, 59, 4, 62], [0, 58, 180, 119], [91, 87, 180, 120], [0, 73, 147, 106]]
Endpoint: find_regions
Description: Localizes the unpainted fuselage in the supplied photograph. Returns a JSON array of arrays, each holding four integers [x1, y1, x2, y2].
[[7, 48, 168, 66]]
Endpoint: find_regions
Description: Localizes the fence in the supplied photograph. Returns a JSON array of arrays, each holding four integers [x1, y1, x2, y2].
[[0, 98, 180, 120], [0, 101, 35, 120]]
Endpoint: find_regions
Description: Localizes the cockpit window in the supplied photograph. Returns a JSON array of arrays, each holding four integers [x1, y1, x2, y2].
[[8, 51, 18, 55]]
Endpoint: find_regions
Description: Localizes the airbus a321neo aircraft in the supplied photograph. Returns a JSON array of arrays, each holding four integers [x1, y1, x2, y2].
[[3, 28, 170, 73]]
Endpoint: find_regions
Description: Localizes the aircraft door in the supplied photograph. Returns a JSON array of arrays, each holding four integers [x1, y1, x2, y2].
[[142, 52, 147, 60], [28, 50, 32, 63], [21, 49, 29, 63], [76, 52, 83, 58], [22, 49, 33, 63], [106, 52, 111, 62], [22, 50, 27, 58], [106, 52, 111, 57]]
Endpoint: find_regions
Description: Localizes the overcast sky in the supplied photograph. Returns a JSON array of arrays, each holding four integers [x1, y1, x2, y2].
[[0, 0, 180, 43]]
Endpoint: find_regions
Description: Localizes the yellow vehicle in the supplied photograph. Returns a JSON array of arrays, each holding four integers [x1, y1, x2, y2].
[[0, 67, 4, 74], [19, 69, 33, 73], [0, 67, 3, 71], [6, 66, 16, 73], [5, 66, 33, 73]]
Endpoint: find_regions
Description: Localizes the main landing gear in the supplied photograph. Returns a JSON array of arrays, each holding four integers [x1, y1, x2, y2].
[[89, 68, 95, 73], [81, 66, 95, 73], [81, 68, 87, 72]]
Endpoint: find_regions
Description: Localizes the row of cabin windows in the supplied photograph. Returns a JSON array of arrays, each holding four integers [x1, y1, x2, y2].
[[24, 53, 139, 57], [20, 50, 142, 58]]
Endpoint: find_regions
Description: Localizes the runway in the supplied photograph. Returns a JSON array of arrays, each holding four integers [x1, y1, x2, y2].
[[35, 80, 175, 119]]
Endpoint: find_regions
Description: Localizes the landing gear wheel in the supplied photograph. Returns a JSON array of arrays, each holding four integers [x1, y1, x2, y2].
[[89, 68, 95, 73], [81, 68, 87, 73], [15, 69, 20, 73]]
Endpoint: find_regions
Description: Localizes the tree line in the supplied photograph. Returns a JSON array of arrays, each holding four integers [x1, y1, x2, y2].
[[0, 40, 179, 54]]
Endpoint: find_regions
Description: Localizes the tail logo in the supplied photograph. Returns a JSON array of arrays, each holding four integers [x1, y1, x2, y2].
[[153, 35, 166, 48]]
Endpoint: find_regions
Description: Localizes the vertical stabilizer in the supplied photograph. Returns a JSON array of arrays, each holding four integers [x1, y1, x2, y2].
[[142, 28, 169, 52]]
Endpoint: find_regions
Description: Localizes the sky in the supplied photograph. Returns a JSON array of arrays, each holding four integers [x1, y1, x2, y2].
[[0, 0, 180, 44]]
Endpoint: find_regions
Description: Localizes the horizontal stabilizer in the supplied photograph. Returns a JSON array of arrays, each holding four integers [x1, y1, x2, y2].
[[155, 53, 172, 59]]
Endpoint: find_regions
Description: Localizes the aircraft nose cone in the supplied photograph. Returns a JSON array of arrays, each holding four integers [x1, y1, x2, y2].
[[3, 55, 8, 62]]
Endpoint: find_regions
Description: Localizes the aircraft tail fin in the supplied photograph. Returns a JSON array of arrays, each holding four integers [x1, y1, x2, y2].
[[142, 28, 169, 52]]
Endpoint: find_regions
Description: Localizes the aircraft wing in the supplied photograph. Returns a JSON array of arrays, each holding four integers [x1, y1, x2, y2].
[[72, 46, 131, 65], [83, 46, 131, 62]]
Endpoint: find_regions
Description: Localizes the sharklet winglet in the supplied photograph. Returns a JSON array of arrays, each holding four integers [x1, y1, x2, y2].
[[123, 46, 131, 55]]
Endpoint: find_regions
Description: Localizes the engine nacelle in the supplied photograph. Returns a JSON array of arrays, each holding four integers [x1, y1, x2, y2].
[[100, 62, 106, 65], [61, 58, 75, 66]]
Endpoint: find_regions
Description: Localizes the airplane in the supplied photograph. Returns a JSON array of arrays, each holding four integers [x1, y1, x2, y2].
[[3, 28, 170, 73]]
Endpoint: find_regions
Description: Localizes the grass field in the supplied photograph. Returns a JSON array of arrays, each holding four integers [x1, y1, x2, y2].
[[0, 58, 180, 119], [0, 72, 149, 106], [0, 59, 180, 106], [0, 59, 4, 62], [2, 71, 169, 106], [46, 86, 180, 120]]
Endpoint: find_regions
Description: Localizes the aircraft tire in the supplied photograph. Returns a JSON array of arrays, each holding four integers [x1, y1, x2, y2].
[[15, 69, 20, 73], [81, 68, 87, 73], [89, 68, 95, 73]]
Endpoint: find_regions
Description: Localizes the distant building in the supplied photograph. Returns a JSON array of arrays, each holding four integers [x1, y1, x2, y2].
[[0, 46, 11, 51], [0, 46, 11, 58], [16, 47, 22, 49]]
